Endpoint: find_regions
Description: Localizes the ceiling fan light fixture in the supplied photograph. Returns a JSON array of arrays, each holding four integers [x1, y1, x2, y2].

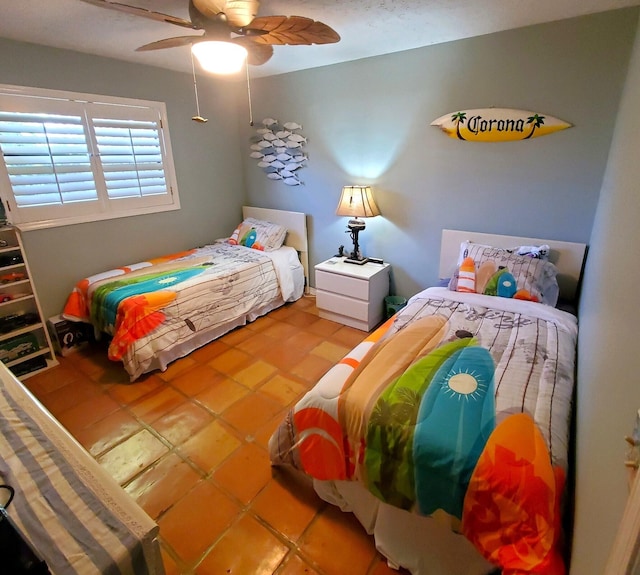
[[191, 41, 248, 74]]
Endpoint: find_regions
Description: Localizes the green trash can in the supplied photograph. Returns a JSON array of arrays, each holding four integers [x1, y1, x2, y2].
[[385, 295, 407, 319]]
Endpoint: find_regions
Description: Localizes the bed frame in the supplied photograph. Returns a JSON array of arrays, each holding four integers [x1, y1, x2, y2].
[[440, 229, 588, 302], [243, 206, 309, 289]]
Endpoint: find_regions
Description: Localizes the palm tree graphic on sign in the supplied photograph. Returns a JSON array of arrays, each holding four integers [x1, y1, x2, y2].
[[451, 111, 467, 140], [524, 114, 546, 139]]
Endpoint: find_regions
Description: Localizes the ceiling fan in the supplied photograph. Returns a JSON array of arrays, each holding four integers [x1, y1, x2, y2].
[[79, 0, 340, 74]]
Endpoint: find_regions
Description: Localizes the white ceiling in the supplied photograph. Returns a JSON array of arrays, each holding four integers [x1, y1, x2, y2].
[[1, 0, 638, 79]]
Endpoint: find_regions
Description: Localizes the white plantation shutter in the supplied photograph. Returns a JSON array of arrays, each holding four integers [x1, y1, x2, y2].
[[93, 119, 167, 200], [0, 85, 179, 229]]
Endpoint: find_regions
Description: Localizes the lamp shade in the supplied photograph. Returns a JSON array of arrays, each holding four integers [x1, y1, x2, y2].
[[191, 41, 248, 74], [335, 186, 381, 218]]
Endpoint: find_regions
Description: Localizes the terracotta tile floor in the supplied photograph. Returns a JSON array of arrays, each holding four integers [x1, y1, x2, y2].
[[24, 296, 408, 575]]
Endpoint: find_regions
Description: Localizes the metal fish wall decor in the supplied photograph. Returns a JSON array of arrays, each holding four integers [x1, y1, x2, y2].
[[431, 108, 572, 142], [250, 118, 307, 185]]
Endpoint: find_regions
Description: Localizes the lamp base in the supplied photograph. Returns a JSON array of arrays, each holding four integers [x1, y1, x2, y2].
[[345, 256, 369, 265]]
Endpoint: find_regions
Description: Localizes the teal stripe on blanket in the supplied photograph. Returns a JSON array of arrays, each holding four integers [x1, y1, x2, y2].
[[91, 267, 206, 332]]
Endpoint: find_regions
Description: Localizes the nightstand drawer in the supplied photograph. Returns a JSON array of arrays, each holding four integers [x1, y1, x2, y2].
[[316, 270, 369, 300], [316, 290, 370, 321]]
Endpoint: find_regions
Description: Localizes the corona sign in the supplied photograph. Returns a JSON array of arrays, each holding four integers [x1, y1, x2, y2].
[[431, 108, 572, 142]]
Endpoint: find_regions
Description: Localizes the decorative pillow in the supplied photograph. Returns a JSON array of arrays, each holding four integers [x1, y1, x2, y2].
[[228, 217, 287, 251], [449, 241, 559, 306]]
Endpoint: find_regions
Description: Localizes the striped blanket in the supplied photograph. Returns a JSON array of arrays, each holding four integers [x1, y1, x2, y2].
[[270, 287, 578, 575], [0, 364, 163, 575]]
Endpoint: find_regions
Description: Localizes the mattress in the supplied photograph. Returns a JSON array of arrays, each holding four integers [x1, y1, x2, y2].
[[0, 363, 163, 575], [63, 241, 304, 380], [270, 286, 578, 574]]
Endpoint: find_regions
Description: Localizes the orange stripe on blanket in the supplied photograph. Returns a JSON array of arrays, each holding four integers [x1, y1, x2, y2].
[[339, 357, 360, 369], [366, 317, 395, 342], [147, 249, 197, 265], [337, 318, 395, 370], [333, 318, 396, 378], [293, 407, 347, 480]]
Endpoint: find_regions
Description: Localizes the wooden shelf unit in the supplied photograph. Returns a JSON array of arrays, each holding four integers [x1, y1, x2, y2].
[[0, 226, 58, 379]]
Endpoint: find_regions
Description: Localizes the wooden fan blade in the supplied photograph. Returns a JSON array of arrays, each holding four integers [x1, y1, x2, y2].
[[136, 35, 203, 52], [192, 0, 259, 28], [78, 0, 199, 30], [233, 38, 273, 65], [245, 16, 340, 46]]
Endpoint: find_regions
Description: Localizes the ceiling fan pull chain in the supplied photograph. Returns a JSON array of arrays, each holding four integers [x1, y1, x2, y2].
[[190, 49, 208, 123], [246, 62, 254, 127]]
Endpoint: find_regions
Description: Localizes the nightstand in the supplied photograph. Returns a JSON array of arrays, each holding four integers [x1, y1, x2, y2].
[[315, 257, 390, 331]]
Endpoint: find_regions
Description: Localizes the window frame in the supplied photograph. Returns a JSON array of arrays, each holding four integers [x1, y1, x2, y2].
[[0, 84, 180, 231]]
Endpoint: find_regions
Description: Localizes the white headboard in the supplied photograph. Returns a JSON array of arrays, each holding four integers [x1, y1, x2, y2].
[[440, 229, 587, 302], [242, 206, 309, 287]]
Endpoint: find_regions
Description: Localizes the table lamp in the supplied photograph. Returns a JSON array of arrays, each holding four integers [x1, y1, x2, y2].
[[335, 185, 381, 264]]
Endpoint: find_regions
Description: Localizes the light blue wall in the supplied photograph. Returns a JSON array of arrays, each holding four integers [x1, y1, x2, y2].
[[1, 8, 639, 573], [0, 38, 247, 319], [243, 9, 638, 299], [573, 13, 640, 574]]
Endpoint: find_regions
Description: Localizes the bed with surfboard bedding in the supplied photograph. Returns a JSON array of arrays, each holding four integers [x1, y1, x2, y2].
[[269, 229, 587, 575], [61, 206, 308, 382]]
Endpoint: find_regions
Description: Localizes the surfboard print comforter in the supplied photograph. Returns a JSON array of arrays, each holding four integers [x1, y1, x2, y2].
[[269, 287, 577, 575], [63, 241, 303, 380]]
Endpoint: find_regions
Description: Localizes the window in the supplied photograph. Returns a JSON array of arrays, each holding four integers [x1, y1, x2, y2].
[[0, 84, 180, 230]]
